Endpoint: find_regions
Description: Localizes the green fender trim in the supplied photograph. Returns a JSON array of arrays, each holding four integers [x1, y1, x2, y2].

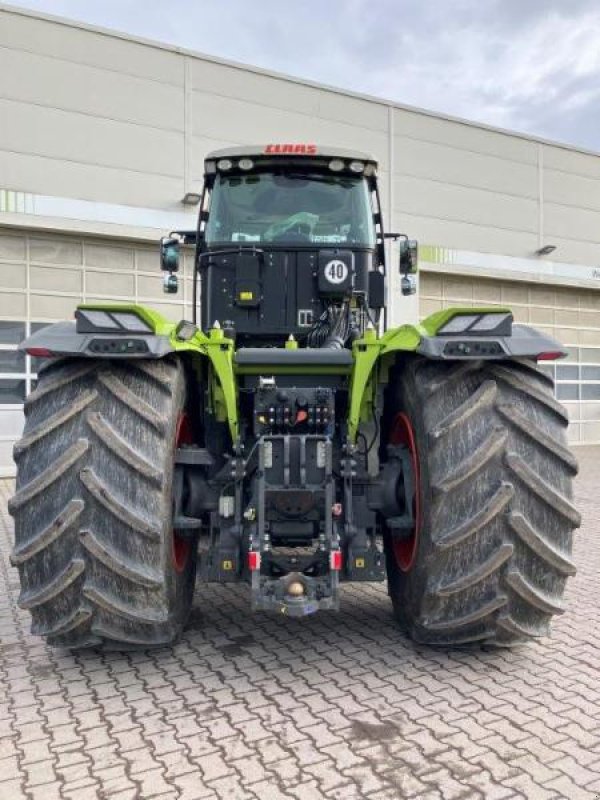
[[197, 325, 238, 441], [348, 329, 381, 442], [78, 303, 239, 441], [347, 306, 511, 441], [348, 324, 423, 441], [78, 303, 181, 337]]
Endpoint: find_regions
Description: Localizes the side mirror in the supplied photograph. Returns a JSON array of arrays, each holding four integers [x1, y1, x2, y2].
[[160, 237, 180, 272], [163, 273, 179, 293], [401, 274, 417, 296], [399, 239, 418, 275]]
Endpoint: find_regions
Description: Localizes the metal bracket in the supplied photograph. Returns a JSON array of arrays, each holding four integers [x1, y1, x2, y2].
[[368, 444, 415, 536], [173, 515, 203, 534], [175, 447, 214, 466]]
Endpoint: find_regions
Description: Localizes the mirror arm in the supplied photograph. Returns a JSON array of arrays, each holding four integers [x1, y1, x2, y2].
[[168, 229, 197, 245], [383, 232, 405, 240]]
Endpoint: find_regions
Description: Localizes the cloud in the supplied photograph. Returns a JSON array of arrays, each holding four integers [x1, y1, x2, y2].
[[6, 0, 600, 151]]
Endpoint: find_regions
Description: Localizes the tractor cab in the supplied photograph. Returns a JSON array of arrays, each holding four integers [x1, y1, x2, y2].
[[161, 144, 417, 347], [201, 145, 382, 348]]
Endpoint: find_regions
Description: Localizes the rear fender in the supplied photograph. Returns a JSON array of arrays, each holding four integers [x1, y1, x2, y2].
[[347, 307, 566, 441], [22, 319, 175, 359], [409, 307, 566, 361], [22, 303, 239, 440]]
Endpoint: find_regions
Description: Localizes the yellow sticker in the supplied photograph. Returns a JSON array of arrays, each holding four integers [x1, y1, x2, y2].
[[239, 291, 254, 301], [355, 558, 365, 568], [222, 560, 233, 571]]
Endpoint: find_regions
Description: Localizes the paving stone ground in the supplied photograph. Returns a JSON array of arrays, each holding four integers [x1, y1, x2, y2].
[[0, 447, 599, 800]]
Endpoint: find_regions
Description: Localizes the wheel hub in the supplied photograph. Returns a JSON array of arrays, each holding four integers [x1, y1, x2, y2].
[[173, 413, 193, 573], [388, 412, 421, 572]]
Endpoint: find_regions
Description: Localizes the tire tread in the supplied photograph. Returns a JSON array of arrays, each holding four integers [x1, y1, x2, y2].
[[9, 357, 196, 650], [385, 356, 579, 646]]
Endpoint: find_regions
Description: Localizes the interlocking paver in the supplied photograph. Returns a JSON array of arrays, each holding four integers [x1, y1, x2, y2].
[[246, 778, 293, 799], [1, 448, 599, 798]]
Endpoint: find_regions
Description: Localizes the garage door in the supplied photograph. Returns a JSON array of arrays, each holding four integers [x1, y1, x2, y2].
[[0, 227, 194, 476], [420, 271, 600, 445]]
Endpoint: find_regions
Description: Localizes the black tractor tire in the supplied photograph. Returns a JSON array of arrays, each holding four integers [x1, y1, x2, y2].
[[8, 356, 197, 649], [383, 357, 581, 647]]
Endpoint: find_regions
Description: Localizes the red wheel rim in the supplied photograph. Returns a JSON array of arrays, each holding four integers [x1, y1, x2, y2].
[[173, 413, 193, 573], [389, 412, 421, 572]]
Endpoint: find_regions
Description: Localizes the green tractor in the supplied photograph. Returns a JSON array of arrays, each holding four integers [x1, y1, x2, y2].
[[9, 144, 580, 649]]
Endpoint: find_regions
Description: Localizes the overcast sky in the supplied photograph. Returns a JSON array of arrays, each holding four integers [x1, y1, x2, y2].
[[8, 0, 600, 152]]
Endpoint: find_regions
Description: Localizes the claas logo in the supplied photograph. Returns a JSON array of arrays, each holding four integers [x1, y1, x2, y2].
[[264, 143, 318, 155]]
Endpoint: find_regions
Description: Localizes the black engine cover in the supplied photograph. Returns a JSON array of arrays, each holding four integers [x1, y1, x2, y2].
[[200, 247, 372, 342]]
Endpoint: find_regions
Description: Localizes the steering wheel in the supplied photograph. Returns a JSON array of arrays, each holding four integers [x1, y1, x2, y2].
[[270, 223, 312, 242]]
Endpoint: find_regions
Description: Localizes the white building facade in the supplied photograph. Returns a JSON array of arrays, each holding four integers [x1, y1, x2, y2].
[[1, 3, 600, 473]]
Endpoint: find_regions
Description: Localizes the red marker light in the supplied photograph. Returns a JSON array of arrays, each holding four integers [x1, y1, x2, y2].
[[248, 552, 261, 571], [330, 550, 342, 571], [296, 410, 308, 423], [537, 352, 564, 361], [26, 347, 54, 358]]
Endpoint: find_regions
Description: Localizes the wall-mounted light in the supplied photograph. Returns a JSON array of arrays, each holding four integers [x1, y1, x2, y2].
[[181, 192, 202, 206], [535, 245, 557, 256]]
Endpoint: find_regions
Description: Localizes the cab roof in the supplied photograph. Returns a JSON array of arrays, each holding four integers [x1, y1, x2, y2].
[[204, 144, 378, 168]]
